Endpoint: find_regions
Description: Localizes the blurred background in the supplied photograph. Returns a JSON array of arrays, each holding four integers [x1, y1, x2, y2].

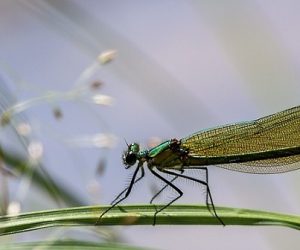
[[0, 1, 300, 249]]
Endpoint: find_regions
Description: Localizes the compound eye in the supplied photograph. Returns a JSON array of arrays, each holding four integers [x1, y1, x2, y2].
[[124, 152, 137, 166]]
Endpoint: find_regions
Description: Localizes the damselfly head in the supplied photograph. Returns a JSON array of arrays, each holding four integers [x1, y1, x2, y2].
[[122, 143, 140, 168]]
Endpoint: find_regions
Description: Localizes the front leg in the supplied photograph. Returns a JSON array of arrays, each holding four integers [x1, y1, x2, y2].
[[110, 167, 145, 205], [95, 163, 142, 225]]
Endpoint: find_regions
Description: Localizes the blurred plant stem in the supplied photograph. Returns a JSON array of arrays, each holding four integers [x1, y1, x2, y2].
[[0, 161, 8, 215], [0, 146, 85, 207]]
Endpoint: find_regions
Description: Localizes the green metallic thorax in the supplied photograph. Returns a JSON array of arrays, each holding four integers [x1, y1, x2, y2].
[[148, 141, 171, 157], [136, 140, 176, 167], [135, 140, 184, 170]]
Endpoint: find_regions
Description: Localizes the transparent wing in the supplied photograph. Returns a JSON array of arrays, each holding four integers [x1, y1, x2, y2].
[[181, 106, 300, 173]]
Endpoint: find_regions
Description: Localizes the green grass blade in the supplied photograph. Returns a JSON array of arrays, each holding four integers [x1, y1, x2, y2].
[[0, 204, 300, 235], [0, 240, 147, 250]]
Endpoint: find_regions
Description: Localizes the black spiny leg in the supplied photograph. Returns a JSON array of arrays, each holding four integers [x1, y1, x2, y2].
[[150, 175, 179, 204], [110, 167, 145, 205], [149, 168, 183, 226], [188, 167, 213, 214], [95, 163, 142, 225], [161, 169, 225, 226]]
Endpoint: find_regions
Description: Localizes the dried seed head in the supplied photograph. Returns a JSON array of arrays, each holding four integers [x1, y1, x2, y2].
[[0, 111, 11, 126], [16, 122, 32, 136], [92, 94, 114, 106], [27, 141, 43, 160], [97, 50, 117, 65], [90, 81, 103, 90], [53, 107, 63, 120]]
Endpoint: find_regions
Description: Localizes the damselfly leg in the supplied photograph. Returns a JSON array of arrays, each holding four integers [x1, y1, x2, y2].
[[95, 163, 143, 225], [149, 167, 183, 225], [161, 169, 224, 226], [150, 175, 179, 204]]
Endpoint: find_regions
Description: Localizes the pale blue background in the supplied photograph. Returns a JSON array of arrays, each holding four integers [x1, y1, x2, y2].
[[0, 1, 300, 249]]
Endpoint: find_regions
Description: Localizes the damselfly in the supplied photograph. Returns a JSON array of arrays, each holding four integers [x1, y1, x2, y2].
[[97, 105, 300, 225]]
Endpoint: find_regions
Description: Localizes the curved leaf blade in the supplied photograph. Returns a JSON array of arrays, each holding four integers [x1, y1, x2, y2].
[[0, 204, 300, 235]]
